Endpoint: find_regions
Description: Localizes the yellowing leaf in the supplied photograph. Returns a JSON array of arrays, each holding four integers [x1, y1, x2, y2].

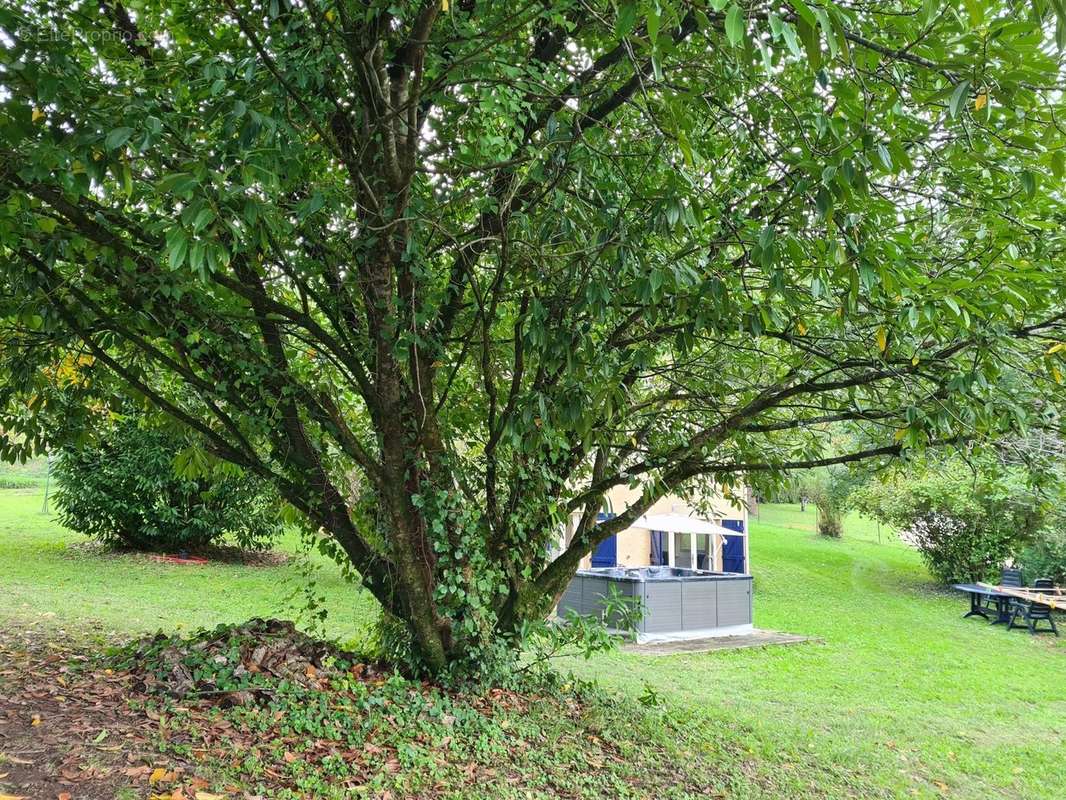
[[31, 108, 44, 123], [195, 793, 227, 800], [1053, 366, 1063, 385], [442, 0, 449, 9], [974, 92, 987, 111], [324, 8, 335, 22], [876, 327, 888, 353], [894, 429, 907, 442], [0, 793, 27, 800], [796, 320, 807, 335], [149, 767, 168, 784], [1047, 342, 1066, 354], [912, 356, 919, 366]]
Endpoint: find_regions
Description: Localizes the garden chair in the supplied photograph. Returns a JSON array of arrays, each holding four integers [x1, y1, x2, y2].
[[983, 568, 1022, 623], [1007, 578, 1059, 636]]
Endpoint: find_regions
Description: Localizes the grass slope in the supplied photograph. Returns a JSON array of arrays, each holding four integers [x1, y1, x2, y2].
[[1, 492, 1063, 798], [577, 506, 1066, 798]]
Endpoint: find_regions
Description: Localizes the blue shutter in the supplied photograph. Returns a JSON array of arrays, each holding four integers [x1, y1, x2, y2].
[[722, 519, 746, 573], [591, 512, 617, 567]]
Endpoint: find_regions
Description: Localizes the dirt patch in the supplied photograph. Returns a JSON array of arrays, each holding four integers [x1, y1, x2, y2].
[[60, 541, 290, 567], [0, 628, 163, 799], [623, 629, 817, 656]]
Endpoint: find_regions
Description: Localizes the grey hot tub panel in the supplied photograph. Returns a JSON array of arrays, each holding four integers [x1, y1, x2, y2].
[[557, 566, 753, 640], [681, 580, 717, 630], [642, 581, 682, 633]]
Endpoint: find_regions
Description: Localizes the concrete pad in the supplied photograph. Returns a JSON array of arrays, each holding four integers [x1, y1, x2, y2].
[[622, 628, 817, 656]]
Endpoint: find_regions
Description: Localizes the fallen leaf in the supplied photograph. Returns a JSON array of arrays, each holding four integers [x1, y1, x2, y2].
[[0, 794, 27, 800], [195, 793, 226, 800], [58, 793, 72, 800], [149, 767, 168, 784], [30, 715, 41, 726]]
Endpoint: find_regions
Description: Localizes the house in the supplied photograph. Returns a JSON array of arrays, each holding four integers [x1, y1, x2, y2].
[[569, 484, 750, 574]]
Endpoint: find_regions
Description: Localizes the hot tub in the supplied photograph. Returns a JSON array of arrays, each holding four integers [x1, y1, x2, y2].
[[557, 566, 753, 642]]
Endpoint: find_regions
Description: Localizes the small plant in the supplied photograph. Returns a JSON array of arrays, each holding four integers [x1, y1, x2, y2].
[[638, 681, 662, 708], [53, 416, 281, 552], [516, 585, 643, 681]]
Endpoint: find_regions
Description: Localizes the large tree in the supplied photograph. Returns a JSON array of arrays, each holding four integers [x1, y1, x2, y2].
[[2, 0, 1065, 672]]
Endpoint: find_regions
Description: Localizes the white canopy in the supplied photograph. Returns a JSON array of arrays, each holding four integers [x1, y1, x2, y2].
[[631, 513, 743, 537]]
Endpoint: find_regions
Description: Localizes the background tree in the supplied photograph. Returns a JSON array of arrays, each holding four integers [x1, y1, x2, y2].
[[804, 466, 856, 537], [2, 1, 1066, 674]]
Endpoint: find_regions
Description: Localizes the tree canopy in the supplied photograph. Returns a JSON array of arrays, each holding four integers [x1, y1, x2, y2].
[[2, 0, 1066, 673]]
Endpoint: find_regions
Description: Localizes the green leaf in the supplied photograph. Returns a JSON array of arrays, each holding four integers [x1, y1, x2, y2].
[[615, 1, 637, 37], [189, 240, 206, 275], [166, 227, 189, 269], [36, 216, 57, 234], [781, 22, 803, 58], [1051, 151, 1064, 180], [949, 80, 971, 119], [192, 207, 216, 233], [790, 0, 817, 26], [797, 17, 821, 71], [1019, 169, 1037, 198], [876, 144, 893, 172], [105, 127, 134, 151], [725, 5, 746, 47]]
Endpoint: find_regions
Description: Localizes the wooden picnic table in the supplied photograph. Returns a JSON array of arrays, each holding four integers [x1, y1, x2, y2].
[[976, 582, 1066, 611], [953, 582, 1065, 626]]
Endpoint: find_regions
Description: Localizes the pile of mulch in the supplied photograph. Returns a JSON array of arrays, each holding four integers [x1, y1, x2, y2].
[[124, 618, 380, 704]]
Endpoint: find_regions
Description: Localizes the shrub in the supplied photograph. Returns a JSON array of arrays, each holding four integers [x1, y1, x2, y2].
[[800, 466, 856, 538], [898, 511, 1019, 584], [54, 419, 280, 552], [1017, 531, 1066, 584], [851, 455, 1041, 583], [817, 509, 844, 538]]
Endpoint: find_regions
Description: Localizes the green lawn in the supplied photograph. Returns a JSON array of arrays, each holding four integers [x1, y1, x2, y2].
[[0, 456, 51, 489], [0, 489, 377, 639], [2, 492, 1064, 798]]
